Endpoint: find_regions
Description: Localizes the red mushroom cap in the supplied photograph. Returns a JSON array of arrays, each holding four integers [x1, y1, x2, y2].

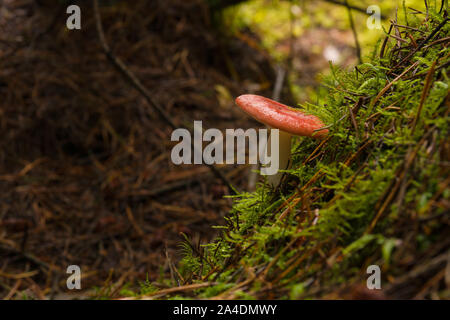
[[235, 94, 328, 139]]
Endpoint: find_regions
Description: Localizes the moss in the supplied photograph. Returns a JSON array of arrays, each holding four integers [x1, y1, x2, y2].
[[165, 3, 449, 299]]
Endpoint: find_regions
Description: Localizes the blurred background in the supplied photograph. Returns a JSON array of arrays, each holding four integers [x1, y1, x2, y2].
[[0, 0, 428, 299]]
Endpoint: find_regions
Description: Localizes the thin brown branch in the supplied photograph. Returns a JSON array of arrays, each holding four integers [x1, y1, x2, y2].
[[344, 0, 362, 64], [390, 17, 449, 71], [411, 60, 436, 134], [92, 0, 237, 194], [322, 0, 388, 19]]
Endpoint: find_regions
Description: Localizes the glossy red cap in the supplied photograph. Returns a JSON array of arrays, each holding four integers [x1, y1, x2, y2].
[[235, 94, 328, 139]]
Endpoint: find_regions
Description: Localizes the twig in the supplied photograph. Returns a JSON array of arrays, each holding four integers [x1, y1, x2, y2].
[[387, 33, 409, 44], [390, 22, 426, 33], [125, 206, 144, 237], [92, 0, 237, 194], [3, 280, 22, 300], [348, 105, 359, 140], [0, 244, 55, 272], [366, 61, 420, 117], [439, 0, 446, 13], [385, 252, 449, 297], [344, 0, 362, 64], [322, 0, 388, 19], [136, 282, 217, 299], [164, 246, 183, 286], [411, 60, 436, 134], [423, 36, 450, 48], [380, 24, 393, 59], [366, 125, 436, 234], [119, 170, 223, 198], [93, 1, 177, 128], [390, 17, 449, 71]]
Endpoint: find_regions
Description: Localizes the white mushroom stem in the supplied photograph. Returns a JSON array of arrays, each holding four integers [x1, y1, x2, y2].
[[266, 128, 292, 187]]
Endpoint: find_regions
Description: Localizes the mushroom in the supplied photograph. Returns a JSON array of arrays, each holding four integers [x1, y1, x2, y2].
[[235, 94, 328, 186]]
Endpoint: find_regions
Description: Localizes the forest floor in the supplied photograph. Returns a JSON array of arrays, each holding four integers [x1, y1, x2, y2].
[[0, 0, 358, 299]]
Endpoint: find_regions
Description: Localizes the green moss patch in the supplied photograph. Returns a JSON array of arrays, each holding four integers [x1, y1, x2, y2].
[[161, 4, 449, 300]]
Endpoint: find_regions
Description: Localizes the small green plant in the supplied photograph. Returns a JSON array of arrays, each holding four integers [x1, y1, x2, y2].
[[139, 274, 158, 295]]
